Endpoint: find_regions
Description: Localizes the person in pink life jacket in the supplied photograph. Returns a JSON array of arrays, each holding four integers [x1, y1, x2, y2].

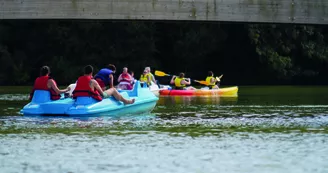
[[117, 67, 134, 90]]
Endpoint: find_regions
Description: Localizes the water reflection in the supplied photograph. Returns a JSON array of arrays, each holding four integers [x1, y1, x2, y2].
[[1, 108, 328, 135], [0, 86, 328, 135], [157, 96, 238, 105]]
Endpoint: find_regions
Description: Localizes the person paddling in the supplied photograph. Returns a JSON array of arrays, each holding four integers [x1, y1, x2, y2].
[[206, 71, 219, 89], [170, 72, 196, 90]]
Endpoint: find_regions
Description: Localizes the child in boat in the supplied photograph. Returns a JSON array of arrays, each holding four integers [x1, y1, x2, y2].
[[170, 72, 196, 90], [140, 69, 151, 87]]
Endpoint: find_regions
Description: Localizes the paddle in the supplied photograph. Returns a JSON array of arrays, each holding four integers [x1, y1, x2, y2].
[[196, 74, 223, 86], [154, 70, 171, 77], [216, 74, 223, 82], [194, 80, 208, 85], [155, 70, 207, 85]]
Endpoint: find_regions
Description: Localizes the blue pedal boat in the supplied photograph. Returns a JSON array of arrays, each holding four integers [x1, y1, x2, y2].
[[21, 81, 159, 117]]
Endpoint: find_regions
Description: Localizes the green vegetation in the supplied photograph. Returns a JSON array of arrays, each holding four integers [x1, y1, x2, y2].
[[248, 24, 328, 80], [0, 21, 327, 85]]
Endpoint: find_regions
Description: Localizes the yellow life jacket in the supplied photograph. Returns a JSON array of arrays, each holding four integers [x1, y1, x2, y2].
[[149, 73, 155, 81], [174, 77, 185, 87], [145, 73, 150, 81], [140, 74, 148, 83], [145, 73, 155, 83], [206, 76, 216, 86]]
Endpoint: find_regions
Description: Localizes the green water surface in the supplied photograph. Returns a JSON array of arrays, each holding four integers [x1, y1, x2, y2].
[[0, 86, 327, 173]]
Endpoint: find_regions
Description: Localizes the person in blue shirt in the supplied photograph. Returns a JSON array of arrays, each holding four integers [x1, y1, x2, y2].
[[94, 64, 116, 91]]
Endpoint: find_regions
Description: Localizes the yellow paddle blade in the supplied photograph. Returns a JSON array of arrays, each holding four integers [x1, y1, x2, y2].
[[194, 80, 208, 85], [155, 70, 170, 77]]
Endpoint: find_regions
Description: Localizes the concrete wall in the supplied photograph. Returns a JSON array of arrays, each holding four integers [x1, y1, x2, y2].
[[1, 0, 328, 24]]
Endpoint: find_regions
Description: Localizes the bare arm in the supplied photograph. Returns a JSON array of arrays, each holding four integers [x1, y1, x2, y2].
[[109, 74, 114, 88], [170, 76, 176, 84], [151, 74, 156, 83], [48, 79, 70, 94], [91, 79, 104, 95], [117, 74, 122, 83], [182, 78, 191, 85], [211, 78, 216, 83], [127, 74, 133, 82]]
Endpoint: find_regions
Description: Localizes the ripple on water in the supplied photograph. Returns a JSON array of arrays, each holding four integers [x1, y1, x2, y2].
[[1, 108, 328, 135], [0, 96, 328, 172], [0, 133, 328, 173], [0, 94, 28, 101]]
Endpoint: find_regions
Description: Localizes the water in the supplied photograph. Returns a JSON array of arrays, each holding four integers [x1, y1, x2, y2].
[[1, 86, 328, 173]]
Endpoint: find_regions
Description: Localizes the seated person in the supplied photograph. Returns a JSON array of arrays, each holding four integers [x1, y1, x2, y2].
[[29, 66, 70, 100], [206, 71, 219, 89], [130, 70, 136, 85], [73, 65, 135, 105], [94, 64, 116, 91], [139, 69, 151, 87], [170, 72, 196, 90], [144, 67, 156, 84], [117, 67, 133, 90]]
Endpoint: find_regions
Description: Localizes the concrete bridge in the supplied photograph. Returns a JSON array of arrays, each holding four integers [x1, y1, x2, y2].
[[1, 0, 328, 24]]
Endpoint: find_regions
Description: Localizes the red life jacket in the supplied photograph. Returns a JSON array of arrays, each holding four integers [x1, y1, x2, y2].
[[120, 73, 131, 83], [72, 75, 102, 101], [29, 76, 61, 100]]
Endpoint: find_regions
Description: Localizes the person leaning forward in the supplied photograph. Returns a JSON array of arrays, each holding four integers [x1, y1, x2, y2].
[[94, 64, 116, 91], [73, 65, 135, 105]]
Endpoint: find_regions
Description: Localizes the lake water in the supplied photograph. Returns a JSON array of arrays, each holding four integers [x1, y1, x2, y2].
[[1, 86, 328, 173]]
